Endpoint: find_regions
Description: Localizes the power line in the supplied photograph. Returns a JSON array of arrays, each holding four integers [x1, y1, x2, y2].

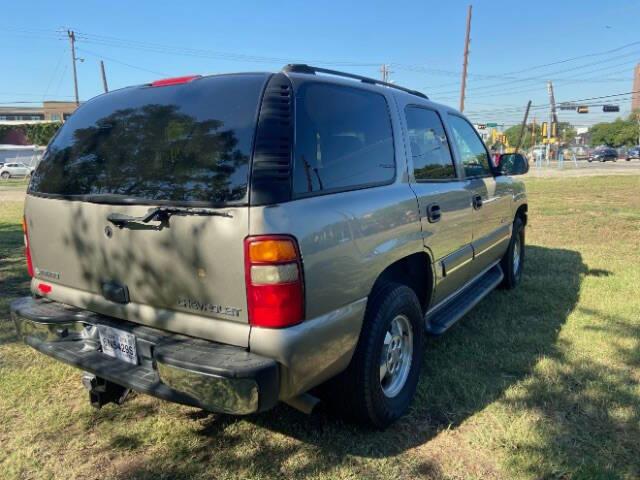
[[464, 90, 640, 117], [76, 47, 170, 76], [424, 39, 640, 90], [431, 50, 640, 96]]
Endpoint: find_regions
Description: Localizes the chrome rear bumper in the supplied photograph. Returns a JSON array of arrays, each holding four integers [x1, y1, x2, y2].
[[11, 297, 279, 415]]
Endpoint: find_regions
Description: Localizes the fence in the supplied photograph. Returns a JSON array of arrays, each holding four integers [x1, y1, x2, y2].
[[0, 146, 45, 168]]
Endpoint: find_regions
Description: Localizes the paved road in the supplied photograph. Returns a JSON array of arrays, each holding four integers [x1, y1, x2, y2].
[[526, 159, 640, 178]]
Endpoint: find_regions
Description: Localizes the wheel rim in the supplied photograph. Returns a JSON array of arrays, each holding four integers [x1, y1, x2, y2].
[[380, 314, 413, 398], [513, 236, 522, 275]]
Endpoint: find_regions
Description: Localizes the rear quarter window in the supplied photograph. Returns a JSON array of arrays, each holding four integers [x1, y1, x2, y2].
[[30, 74, 268, 205], [292, 83, 395, 196]]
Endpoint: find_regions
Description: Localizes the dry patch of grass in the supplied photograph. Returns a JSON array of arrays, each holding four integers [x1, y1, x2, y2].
[[1, 175, 639, 479]]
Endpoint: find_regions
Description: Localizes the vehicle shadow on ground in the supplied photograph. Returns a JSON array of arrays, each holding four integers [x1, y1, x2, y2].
[[108, 244, 623, 479]]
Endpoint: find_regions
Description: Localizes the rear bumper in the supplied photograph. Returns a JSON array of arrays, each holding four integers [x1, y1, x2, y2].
[[10, 297, 279, 415]]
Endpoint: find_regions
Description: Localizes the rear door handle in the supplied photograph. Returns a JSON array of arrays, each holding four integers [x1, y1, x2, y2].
[[472, 194, 483, 210], [426, 203, 441, 223]]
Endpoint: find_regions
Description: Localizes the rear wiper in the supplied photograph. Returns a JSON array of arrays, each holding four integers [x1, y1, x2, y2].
[[107, 206, 232, 228]]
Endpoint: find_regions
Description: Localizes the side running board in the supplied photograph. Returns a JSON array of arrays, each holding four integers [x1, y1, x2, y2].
[[425, 264, 504, 335]]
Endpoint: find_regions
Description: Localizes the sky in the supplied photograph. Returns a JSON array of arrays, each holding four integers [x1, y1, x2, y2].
[[2, 0, 640, 128]]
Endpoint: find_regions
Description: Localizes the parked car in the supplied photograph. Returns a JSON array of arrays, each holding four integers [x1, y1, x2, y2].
[[0, 162, 33, 179], [588, 147, 618, 162], [571, 146, 590, 160], [11, 65, 528, 428], [530, 145, 546, 161], [626, 146, 640, 160]]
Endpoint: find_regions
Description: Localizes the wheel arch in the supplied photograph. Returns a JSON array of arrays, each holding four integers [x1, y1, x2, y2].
[[515, 203, 528, 226], [368, 251, 434, 315]]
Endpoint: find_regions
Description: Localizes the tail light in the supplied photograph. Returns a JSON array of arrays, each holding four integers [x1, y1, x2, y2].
[[22, 216, 34, 277], [244, 235, 304, 328]]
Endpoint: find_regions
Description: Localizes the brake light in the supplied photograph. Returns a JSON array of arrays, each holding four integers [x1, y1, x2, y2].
[[37, 283, 52, 294], [151, 75, 201, 87], [22, 216, 34, 277], [244, 235, 304, 328]]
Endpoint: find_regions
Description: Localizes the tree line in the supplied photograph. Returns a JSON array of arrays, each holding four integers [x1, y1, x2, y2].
[[500, 112, 640, 149]]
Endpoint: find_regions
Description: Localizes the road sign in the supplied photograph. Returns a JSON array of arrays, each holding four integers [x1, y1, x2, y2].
[[486, 122, 498, 127], [602, 105, 620, 112], [559, 102, 577, 111]]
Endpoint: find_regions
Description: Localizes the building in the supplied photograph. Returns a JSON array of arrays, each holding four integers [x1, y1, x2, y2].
[[0, 101, 78, 123], [632, 64, 640, 112]]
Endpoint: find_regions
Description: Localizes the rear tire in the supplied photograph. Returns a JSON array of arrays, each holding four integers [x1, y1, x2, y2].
[[1, 172, 9, 179], [327, 283, 424, 428], [500, 216, 525, 289]]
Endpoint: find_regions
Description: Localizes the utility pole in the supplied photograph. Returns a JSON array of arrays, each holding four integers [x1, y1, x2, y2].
[[515, 100, 532, 154], [100, 60, 109, 93], [546, 81, 557, 162], [67, 30, 80, 105], [459, 5, 473, 112], [380, 64, 391, 83]]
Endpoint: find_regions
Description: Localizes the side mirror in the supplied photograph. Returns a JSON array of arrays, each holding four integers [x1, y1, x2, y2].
[[498, 153, 529, 176]]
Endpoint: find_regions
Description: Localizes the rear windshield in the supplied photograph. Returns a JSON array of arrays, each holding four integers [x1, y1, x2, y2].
[[30, 73, 268, 205]]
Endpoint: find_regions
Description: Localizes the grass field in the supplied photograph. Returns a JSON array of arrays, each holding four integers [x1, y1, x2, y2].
[[1, 175, 639, 479]]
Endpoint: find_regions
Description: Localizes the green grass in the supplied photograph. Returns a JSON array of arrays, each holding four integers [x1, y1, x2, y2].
[[1, 175, 639, 479], [0, 178, 29, 188]]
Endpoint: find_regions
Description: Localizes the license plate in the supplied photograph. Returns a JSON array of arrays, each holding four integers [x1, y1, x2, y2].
[[98, 325, 138, 365]]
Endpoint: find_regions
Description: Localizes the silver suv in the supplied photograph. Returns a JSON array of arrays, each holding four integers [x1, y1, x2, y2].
[[11, 65, 528, 428]]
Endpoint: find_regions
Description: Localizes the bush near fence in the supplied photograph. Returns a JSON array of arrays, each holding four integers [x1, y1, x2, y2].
[[0, 122, 62, 147]]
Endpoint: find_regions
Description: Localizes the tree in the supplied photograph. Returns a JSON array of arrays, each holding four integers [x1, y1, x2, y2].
[[504, 124, 536, 150], [589, 112, 640, 147], [503, 121, 575, 150]]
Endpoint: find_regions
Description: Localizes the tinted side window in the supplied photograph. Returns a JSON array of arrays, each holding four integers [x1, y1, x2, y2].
[[293, 83, 395, 195], [405, 106, 456, 180], [447, 114, 492, 177]]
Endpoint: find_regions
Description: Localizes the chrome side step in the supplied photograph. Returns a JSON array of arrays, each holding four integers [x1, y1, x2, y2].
[[425, 264, 504, 335]]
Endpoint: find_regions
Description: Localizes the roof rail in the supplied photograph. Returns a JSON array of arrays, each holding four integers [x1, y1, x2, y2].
[[282, 64, 428, 99]]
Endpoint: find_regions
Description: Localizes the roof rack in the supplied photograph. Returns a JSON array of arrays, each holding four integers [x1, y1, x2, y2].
[[282, 64, 428, 99]]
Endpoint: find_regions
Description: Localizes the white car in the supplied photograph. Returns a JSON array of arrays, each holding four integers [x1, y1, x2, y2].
[[0, 162, 33, 179]]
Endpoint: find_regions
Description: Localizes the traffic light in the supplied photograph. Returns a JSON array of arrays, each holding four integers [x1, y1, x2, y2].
[[577, 106, 589, 114], [476, 124, 486, 130], [602, 105, 620, 112], [541, 122, 548, 137], [551, 122, 557, 137]]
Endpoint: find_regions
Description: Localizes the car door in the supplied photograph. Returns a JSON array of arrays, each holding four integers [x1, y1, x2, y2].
[[16, 163, 29, 176], [402, 104, 474, 305], [446, 114, 512, 274]]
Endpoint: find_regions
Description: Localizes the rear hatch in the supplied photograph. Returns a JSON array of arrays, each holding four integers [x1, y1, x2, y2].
[[25, 73, 270, 343]]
